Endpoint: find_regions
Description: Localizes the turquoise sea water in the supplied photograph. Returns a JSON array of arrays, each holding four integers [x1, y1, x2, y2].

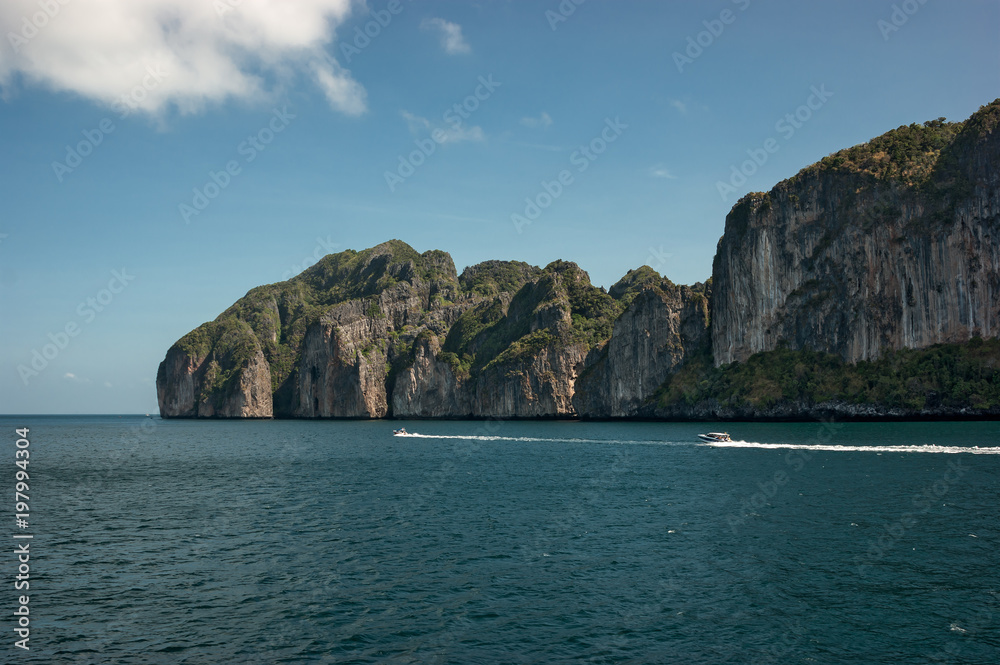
[[3, 416, 999, 664]]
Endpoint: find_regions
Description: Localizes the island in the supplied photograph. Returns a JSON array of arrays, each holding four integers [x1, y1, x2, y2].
[[157, 99, 1000, 420]]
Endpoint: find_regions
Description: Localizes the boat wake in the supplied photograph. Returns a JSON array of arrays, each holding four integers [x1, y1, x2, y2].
[[395, 433, 675, 445], [394, 433, 1000, 454], [703, 441, 1000, 455]]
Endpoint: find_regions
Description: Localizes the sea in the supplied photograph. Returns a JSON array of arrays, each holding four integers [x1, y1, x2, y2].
[[3, 415, 999, 664]]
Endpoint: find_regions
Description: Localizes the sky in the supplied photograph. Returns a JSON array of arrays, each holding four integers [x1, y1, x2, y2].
[[0, 0, 998, 415]]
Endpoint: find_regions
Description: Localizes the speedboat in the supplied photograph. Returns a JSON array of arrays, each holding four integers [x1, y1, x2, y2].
[[698, 432, 731, 443], [393, 428, 414, 437]]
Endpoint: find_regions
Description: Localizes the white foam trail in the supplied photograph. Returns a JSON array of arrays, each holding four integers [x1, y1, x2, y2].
[[397, 433, 669, 445], [704, 441, 1000, 454], [395, 433, 1000, 454]]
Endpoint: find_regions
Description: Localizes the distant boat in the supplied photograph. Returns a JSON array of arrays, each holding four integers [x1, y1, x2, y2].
[[698, 432, 731, 443], [393, 428, 415, 437]]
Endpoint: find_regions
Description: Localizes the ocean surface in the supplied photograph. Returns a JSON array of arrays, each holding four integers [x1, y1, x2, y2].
[[4, 416, 999, 664]]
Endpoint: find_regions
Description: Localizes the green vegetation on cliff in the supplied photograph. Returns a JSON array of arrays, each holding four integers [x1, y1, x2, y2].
[[459, 260, 541, 297], [659, 338, 1000, 412], [783, 99, 1000, 208], [609, 266, 666, 307], [163, 98, 1000, 420], [171, 240, 458, 403], [180, 317, 261, 405], [545, 260, 622, 347], [443, 260, 622, 374], [168, 241, 646, 412], [814, 117, 964, 184]]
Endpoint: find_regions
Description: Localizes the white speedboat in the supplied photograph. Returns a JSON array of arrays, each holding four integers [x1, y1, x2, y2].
[[393, 428, 415, 437], [698, 432, 732, 443]]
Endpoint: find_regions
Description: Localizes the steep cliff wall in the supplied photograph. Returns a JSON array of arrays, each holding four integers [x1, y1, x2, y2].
[[573, 275, 709, 418], [158, 242, 707, 419], [157, 240, 473, 418], [713, 100, 1000, 365], [392, 334, 472, 417], [156, 319, 274, 418], [420, 260, 626, 418]]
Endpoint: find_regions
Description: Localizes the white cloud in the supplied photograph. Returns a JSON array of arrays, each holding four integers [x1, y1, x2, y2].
[[0, 0, 366, 116], [421, 18, 470, 55], [401, 110, 433, 133], [650, 164, 677, 179], [671, 100, 687, 114], [520, 112, 553, 129], [64, 372, 90, 383], [401, 110, 484, 143], [311, 56, 367, 116], [104, 381, 113, 388]]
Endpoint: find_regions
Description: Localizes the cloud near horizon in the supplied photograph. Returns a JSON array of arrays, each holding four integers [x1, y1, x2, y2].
[[0, 0, 366, 116], [421, 18, 471, 55]]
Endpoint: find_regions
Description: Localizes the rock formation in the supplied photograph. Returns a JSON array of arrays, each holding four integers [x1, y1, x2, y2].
[[157, 241, 704, 418], [157, 99, 1000, 420], [573, 270, 709, 417], [712, 101, 1000, 365]]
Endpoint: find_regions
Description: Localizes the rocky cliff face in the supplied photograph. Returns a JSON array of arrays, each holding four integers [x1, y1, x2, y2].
[[713, 101, 1000, 365], [393, 262, 707, 418], [156, 321, 274, 418], [391, 335, 472, 417], [158, 100, 1000, 421], [158, 241, 707, 419], [158, 241, 476, 418], [573, 274, 710, 417]]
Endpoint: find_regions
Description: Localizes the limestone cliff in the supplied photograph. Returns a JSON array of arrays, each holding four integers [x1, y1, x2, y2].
[[391, 334, 472, 417], [398, 260, 632, 418], [157, 99, 1000, 421], [158, 240, 476, 418], [573, 270, 710, 418], [158, 243, 707, 419], [156, 319, 273, 418], [712, 100, 1000, 366]]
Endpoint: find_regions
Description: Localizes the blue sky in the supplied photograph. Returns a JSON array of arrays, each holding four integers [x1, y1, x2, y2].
[[1, 0, 997, 414]]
